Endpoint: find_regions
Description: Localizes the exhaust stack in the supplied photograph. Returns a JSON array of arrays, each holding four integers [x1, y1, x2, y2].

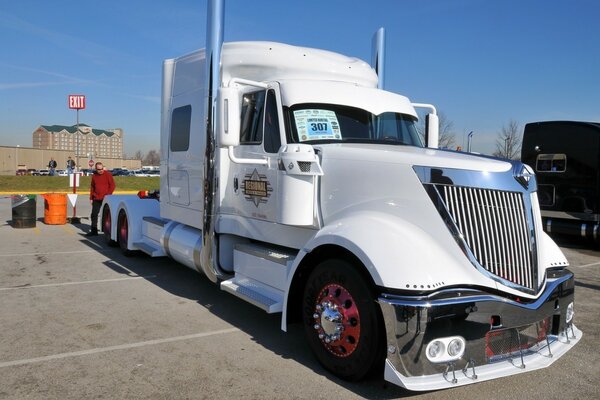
[[201, 0, 225, 282], [371, 27, 386, 89]]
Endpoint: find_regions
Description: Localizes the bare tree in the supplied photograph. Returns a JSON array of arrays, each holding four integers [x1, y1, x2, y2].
[[493, 120, 522, 159], [133, 150, 143, 160], [417, 111, 456, 149], [143, 150, 160, 166]]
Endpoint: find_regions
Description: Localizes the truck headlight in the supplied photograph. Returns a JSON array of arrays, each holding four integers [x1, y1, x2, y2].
[[447, 338, 464, 357], [427, 340, 445, 359], [426, 336, 466, 363]]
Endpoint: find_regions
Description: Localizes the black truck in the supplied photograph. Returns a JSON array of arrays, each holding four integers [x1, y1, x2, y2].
[[522, 120, 600, 241]]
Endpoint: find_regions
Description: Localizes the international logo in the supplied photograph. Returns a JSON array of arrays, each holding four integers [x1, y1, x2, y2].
[[515, 164, 534, 189]]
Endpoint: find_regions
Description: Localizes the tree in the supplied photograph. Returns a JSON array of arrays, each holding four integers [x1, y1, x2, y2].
[[132, 150, 143, 160], [417, 111, 456, 149], [493, 120, 522, 160], [143, 149, 160, 166]]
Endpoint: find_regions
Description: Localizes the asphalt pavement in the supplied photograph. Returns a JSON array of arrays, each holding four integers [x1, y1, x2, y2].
[[0, 196, 598, 399]]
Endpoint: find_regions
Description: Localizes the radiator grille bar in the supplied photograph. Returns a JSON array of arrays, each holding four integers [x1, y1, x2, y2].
[[437, 185, 535, 290]]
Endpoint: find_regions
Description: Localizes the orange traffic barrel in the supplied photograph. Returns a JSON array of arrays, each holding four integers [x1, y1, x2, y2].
[[42, 193, 67, 225]]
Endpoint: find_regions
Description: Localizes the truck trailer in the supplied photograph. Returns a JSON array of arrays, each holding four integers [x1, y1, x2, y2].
[[522, 120, 600, 242], [101, 0, 580, 391]]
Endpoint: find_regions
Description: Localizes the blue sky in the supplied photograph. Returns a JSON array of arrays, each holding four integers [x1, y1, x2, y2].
[[1, 0, 598, 156]]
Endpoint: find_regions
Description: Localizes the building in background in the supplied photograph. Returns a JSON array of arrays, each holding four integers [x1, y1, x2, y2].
[[32, 124, 123, 159]]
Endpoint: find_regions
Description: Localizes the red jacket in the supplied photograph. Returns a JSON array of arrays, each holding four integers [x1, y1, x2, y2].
[[90, 170, 115, 201]]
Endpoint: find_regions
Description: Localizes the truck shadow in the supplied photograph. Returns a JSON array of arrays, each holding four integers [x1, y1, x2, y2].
[[77, 234, 417, 399]]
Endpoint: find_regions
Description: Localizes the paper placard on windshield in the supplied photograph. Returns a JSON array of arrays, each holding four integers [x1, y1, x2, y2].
[[293, 109, 341, 142]]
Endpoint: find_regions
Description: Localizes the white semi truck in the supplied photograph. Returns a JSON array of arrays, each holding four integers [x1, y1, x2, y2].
[[101, 0, 581, 391]]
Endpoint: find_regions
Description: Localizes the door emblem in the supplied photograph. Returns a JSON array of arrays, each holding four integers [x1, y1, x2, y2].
[[242, 169, 272, 207]]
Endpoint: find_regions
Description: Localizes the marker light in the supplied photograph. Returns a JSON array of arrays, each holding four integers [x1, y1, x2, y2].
[[566, 302, 574, 323]]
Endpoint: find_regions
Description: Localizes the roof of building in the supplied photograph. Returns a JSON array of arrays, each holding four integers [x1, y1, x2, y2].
[[39, 124, 117, 137]]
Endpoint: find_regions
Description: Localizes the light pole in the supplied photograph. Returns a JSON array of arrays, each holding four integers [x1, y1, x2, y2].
[[467, 131, 473, 153]]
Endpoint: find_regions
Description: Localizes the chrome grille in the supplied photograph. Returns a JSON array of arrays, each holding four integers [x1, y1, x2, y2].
[[435, 185, 535, 291]]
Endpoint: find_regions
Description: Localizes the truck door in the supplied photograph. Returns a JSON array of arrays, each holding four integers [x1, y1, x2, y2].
[[223, 84, 284, 224]]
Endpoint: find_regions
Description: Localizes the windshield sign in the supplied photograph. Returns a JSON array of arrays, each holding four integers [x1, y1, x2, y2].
[[294, 109, 342, 142]]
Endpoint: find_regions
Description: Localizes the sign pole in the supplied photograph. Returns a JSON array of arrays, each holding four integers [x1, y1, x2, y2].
[[76, 108, 79, 172], [68, 94, 85, 224]]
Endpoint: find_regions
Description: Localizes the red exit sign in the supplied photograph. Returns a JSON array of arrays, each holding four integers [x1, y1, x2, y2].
[[68, 94, 86, 110]]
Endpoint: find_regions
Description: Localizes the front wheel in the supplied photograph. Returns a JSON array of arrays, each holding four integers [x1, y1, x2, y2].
[[302, 259, 385, 381]]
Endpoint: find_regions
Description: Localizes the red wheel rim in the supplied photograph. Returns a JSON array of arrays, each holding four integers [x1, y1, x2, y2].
[[119, 214, 128, 244], [312, 283, 360, 357], [103, 209, 111, 234]]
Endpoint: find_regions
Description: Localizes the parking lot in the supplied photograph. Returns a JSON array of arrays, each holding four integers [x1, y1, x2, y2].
[[0, 196, 598, 399]]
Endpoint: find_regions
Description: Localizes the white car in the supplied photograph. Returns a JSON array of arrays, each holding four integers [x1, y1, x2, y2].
[[57, 170, 68, 176]]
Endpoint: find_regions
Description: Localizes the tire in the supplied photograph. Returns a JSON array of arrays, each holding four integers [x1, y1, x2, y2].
[[101, 206, 117, 247], [302, 259, 385, 381], [117, 210, 133, 256]]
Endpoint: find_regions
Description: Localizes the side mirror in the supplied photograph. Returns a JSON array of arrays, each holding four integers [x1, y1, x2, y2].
[[218, 87, 240, 147], [425, 113, 439, 149]]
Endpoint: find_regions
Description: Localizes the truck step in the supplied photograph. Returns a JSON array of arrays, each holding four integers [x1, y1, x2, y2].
[[220, 278, 283, 313], [234, 243, 296, 291], [133, 240, 165, 257]]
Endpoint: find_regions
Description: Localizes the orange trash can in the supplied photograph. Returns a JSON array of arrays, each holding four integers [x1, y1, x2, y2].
[[42, 193, 67, 225]]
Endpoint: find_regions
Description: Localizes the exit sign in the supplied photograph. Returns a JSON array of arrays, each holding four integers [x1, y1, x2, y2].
[[68, 95, 86, 110]]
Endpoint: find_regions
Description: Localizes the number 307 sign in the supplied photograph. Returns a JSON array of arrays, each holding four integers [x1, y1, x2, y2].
[[68, 94, 86, 110]]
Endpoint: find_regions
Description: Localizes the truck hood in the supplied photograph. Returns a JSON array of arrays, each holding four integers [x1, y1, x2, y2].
[[315, 143, 511, 173]]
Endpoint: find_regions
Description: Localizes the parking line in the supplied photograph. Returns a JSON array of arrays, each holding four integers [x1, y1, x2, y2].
[[574, 261, 600, 269], [0, 328, 240, 368], [0, 276, 157, 291], [0, 250, 100, 257]]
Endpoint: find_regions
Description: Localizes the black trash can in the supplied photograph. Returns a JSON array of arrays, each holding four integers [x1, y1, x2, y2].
[[12, 194, 37, 228]]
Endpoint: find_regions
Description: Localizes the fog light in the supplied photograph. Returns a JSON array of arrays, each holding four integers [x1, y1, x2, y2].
[[427, 340, 445, 359], [566, 302, 574, 323], [447, 338, 465, 357]]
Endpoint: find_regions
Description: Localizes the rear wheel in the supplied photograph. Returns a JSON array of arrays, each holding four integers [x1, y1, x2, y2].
[[117, 210, 132, 256], [101, 206, 117, 247], [302, 259, 385, 381]]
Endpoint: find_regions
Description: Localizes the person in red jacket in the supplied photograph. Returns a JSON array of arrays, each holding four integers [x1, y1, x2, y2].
[[87, 162, 115, 236]]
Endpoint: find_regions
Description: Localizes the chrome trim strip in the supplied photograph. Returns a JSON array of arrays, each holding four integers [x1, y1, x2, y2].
[[380, 272, 571, 310], [581, 223, 587, 238], [546, 218, 552, 233]]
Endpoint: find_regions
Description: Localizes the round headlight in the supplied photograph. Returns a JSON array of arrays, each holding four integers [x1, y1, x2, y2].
[[447, 338, 464, 357], [566, 302, 574, 323], [427, 340, 445, 359]]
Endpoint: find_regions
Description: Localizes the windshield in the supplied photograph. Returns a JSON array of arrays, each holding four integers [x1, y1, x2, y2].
[[288, 103, 422, 147]]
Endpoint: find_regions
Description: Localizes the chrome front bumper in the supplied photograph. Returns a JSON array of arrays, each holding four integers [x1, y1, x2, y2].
[[378, 271, 581, 391]]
